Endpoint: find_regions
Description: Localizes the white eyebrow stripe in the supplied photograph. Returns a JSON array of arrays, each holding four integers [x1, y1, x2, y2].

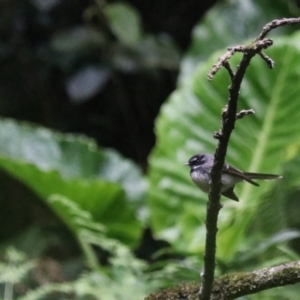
[[192, 165, 203, 169]]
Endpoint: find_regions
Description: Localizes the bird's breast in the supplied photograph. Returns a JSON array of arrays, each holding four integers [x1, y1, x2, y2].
[[191, 169, 210, 192], [190, 168, 243, 193]]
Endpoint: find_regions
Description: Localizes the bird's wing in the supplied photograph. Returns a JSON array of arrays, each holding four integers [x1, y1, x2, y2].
[[222, 164, 259, 186]]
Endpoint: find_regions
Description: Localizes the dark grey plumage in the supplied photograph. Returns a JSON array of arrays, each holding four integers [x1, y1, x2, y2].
[[186, 154, 282, 201]]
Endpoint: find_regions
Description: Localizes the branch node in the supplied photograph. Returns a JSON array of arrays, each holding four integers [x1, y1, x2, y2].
[[222, 105, 228, 118], [236, 109, 255, 120], [213, 132, 223, 140], [208, 45, 248, 80], [253, 38, 273, 50]]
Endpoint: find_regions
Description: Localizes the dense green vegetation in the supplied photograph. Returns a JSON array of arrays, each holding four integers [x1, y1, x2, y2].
[[1, 0, 300, 299]]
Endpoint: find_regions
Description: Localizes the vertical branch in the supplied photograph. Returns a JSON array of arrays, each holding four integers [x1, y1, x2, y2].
[[200, 52, 255, 300], [199, 25, 279, 299], [198, 16, 300, 297]]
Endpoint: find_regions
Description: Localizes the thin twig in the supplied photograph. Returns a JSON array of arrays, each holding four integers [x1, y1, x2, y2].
[[208, 39, 273, 81], [208, 45, 246, 80], [259, 51, 275, 68], [223, 62, 235, 80], [257, 17, 300, 40]]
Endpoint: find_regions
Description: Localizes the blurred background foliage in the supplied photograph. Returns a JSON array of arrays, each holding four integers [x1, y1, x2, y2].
[[1, 0, 300, 299]]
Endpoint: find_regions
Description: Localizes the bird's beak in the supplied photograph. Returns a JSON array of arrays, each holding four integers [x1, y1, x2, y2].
[[185, 162, 190, 166]]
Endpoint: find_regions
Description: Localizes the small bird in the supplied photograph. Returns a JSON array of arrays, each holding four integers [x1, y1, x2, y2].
[[185, 154, 282, 201]]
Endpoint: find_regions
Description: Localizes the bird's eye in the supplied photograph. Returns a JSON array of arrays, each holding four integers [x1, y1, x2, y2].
[[190, 155, 204, 165]]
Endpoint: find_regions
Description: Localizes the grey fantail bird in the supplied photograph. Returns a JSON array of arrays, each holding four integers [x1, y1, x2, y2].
[[185, 154, 282, 201]]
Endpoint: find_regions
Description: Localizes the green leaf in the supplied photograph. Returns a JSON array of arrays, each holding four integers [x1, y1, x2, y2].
[[104, 3, 142, 46], [44, 195, 156, 299], [236, 230, 300, 264], [250, 151, 300, 241], [148, 32, 300, 260], [0, 248, 35, 284], [0, 118, 145, 246]]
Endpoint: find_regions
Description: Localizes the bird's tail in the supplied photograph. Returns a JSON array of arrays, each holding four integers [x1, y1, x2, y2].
[[243, 172, 282, 180]]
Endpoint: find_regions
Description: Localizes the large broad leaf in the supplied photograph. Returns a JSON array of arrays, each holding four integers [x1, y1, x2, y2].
[[148, 32, 300, 261], [0, 118, 145, 246]]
